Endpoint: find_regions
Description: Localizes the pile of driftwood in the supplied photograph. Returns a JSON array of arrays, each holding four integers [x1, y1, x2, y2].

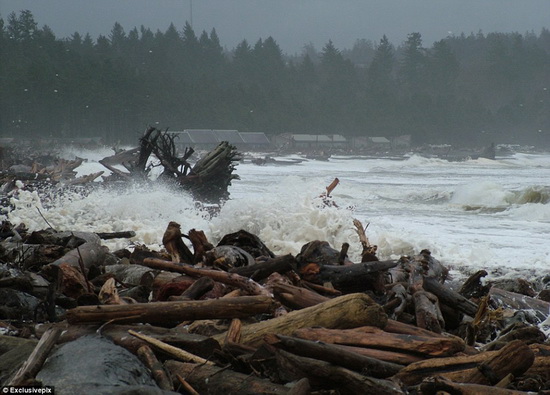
[[0, 127, 241, 205], [1, 208, 549, 394]]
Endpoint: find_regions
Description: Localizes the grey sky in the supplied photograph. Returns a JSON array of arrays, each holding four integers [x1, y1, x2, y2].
[[2, 0, 549, 54]]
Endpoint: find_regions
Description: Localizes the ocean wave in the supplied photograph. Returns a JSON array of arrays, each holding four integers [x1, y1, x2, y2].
[[451, 182, 550, 211], [405, 190, 453, 203], [211, 191, 361, 259], [3, 147, 550, 283], [515, 186, 550, 204], [1, 181, 210, 251], [1, 175, 363, 259], [505, 152, 550, 167], [370, 154, 448, 170]]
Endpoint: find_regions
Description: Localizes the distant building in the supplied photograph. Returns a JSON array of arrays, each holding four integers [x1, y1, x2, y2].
[[350, 136, 391, 151], [369, 137, 391, 148], [168, 129, 273, 151], [239, 132, 272, 149], [391, 135, 411, 150], [274, 133, 348, 150]]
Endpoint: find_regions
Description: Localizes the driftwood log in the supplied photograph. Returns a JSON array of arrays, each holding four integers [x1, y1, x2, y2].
[[229, 253, 297, 281], [300, 260, 398, 294], [393, 339, 534, 386], [36, 322, 221, 358], [423, 276, 479, 317], [275, 349, 405, 395], [168, 276, 215, 301], [293, 325, 465, 358], [419, 376, 528, 395], [270, 282, 330, 310], [48, 240, 107, 270], [141, 258, 270, 296], [66, 295, 277, 325], [412, 290, 445, 333], [136, 345, 174, 391], [524, 344, 550, 380], [128, 329, 213, 365], [162, 221, 194, 264], [165, 360, 289, 394], [8, 327, 62, 386], [489, 287, 550, 323], [264, 333, 403, 378], [332, 343, 425, 365], [214, 292, 387, 347]]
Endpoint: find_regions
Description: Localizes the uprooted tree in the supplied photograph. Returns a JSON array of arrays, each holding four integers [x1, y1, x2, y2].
[[99, 127, 241, 203]]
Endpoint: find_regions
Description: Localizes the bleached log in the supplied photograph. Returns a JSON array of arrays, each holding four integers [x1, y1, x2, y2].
[[128, 329, 213, 365], [213, 293, 386, 347]]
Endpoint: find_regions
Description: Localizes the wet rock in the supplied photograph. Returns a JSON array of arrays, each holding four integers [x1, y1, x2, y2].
[[36, 334, 174, 395], [217, 229, 275, 259], [296, 240, 342, 266], [203, 245, 255, 269], [0, 288, 41, 320]]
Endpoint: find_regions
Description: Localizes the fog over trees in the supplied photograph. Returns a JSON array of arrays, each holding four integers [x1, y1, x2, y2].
[[1, 10, 550, 146]]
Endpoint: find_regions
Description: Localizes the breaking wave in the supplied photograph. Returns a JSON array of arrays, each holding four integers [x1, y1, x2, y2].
[[2, 175, 362, 259], [451, 182, 550, 213], [3, 146, 550, 283]]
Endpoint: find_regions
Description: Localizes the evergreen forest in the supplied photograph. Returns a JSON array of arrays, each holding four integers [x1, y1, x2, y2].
[[1, 10, 550, 147]]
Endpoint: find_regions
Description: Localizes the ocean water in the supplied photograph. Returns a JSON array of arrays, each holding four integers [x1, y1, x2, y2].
[[3, 147, 550, 284]]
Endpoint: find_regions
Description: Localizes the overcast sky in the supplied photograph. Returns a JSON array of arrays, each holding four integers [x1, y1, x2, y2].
[[2, 0, 549, 54]]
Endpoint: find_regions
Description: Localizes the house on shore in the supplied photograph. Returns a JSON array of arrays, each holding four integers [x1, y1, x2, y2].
[[272, 134, 348, 151], [168, 129, 272, 151], [351, 136, 411, 152]]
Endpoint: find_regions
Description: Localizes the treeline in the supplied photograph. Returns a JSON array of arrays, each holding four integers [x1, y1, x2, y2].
[[1, 10, 550, 146]]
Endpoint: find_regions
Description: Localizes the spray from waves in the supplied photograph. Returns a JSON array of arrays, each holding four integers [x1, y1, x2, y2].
[[56, 145, 169, 180], [2, 175, 364, 259], [56, 145, 119, 179], [57, 145, 118, 164], [210, 181, 362, 260], [2, 181, 212, 251]]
